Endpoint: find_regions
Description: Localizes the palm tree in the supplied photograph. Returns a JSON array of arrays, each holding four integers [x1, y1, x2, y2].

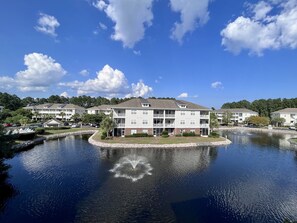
[[33, 111, 40, 121], [100, 116, 116, 137], [59, 112, 66, 121]]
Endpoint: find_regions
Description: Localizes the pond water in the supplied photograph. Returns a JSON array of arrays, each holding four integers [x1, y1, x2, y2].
[[1, 132, 297, 223]]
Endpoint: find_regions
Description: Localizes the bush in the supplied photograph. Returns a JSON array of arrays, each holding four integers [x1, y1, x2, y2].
[[44, 126, 70, 130], [101, 131, 107, 140], [209, 131, 220, 138], [125, 133, 153, 137], [35, 127, 45, 134], [182, 132, 196, 137]]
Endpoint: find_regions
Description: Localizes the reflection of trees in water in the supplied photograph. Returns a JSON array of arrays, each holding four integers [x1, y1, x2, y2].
[[0, 161, 17, 213]]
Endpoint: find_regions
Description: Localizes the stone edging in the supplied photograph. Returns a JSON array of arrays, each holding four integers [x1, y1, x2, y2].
[[216, 127, 297, 135], [88, 131, 232, 149], [43, 130, 97, 140], [288, 138, 297, 145]]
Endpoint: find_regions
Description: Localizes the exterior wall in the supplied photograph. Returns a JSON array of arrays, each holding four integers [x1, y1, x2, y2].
[[124, 109, 154, 129], [174, 128, 200, 135], [215, 111, 258, 124], [87, 109, 111, 115], [125, 128, 153, 135], [272, 113, 297, 126]]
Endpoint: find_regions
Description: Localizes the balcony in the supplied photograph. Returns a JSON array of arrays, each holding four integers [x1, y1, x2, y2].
[[200, 124, 209, 128], [200, 115, 209, 119], [165, 123, 175, 128], [165, 114, 175, 118], [114, 113, 126, 117], [153, 114, 164, 118], [153, 124, 163, 128], [116, 123, 125, 127]]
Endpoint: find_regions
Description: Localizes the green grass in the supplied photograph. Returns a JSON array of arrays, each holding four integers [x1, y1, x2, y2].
[[291, 138, 297, 143], [43, 127, 96, 135], [92, 132, 225, 145]]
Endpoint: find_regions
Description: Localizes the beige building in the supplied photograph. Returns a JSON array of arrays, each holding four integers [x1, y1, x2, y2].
[[111, 98, 210, 136], [24, 103, 86, 121], [271, 108, 297, 126], [214, 108, 258, 124], [87, 105, 112, 115]]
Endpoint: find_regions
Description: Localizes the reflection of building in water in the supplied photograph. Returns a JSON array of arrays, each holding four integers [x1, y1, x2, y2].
[[171, 147, 217, 173]]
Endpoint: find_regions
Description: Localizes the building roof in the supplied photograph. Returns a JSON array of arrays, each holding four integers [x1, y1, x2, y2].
[[24, 103, 85, 110], [43, 119, 64, 125], [111, 98, 209, 110], [272, 108, 297, 114], [87, 105, 112, 110], [214, 108, 258, 114]]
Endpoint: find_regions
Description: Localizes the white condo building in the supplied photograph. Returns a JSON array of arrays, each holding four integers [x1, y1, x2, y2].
[[214, 108, 258, 124], [111, 98, 210, 136], [87, 105, 112, 115], [24, 103, 86, 121], [271, 108, 297, 126]]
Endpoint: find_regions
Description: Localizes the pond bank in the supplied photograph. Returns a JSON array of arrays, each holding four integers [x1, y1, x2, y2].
[[88, 131, 232, 149], [216, 126, 297, 135]]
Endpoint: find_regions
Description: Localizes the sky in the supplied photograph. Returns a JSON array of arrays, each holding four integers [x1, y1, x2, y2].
[[0, 0, 297, 108]]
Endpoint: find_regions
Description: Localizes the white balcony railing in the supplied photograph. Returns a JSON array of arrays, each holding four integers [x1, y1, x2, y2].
[[153, 114, 164, 118], [114, 113, 126, 117], [165, 114, 175, 118], [153, 124, 163, 127], [116, 123, 125, 127], [200, 115, 209, 119], [200, 124, 209, 128], [165, 124, 175, 128]]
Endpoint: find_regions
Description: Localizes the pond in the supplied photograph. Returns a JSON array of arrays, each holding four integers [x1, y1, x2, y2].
[[1, 131, 297, 223]]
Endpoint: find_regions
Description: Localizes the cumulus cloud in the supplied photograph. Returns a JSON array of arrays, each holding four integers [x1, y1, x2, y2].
[[93, 0, 154, 48], [60, 64, 152, 98], [221, 0, 297, 55], [211, 81, 223, 89], [0, 76, 16, 91], [170, 0, 211, 43], [126, 80, 153, 98], [60, 91, 70, 98], [79, 69, 89, 76], [0, 53, 66, 92], [177, 92, 188, 98], [35, 13, 60, 37], [99, 22, 107, 30]]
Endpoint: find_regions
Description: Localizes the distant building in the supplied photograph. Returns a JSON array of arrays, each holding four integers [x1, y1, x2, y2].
[[24, 103, 86, 121], [0, 105, 3, 113], [271, 108, 297, 126], [111, 98, 210, 136], [43, 119, 64, 128], [87, 105, 112, 115], [213, 108, 258, 124]]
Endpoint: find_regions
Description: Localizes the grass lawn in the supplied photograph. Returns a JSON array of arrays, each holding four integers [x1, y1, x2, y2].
[[43, 127, 96, 135], [291, 138, 297, 143], [92, 132, 225, 145]]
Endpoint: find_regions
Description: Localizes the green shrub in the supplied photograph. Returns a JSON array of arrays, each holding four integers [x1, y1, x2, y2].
[[209, 131, 220, 138], [125, 133, 153, 137], [101, 131, 107, 140], [35, 127, 45, 134], [44, 126, 70, 130], [182, 132, 196, 137]]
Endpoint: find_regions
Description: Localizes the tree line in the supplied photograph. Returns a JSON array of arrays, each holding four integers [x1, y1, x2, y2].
[[221, 98, 297, 118]]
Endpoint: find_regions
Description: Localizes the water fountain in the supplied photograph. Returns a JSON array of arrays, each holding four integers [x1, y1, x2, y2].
[[110, 154, 153, 182]]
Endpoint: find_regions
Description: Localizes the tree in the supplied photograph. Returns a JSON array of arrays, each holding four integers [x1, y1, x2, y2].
[[271, 117, 285, 127], [247, 116, 270, 127], [71, 113, 81, 122], [0, 92, 22, 111], [222, 111, 232, 125], [19, 117, 29, 126], [210, 113, 219, 131], [100, 116, 116, 137], [82, 113, 105, 125], [59, 112, 66, 121], [11, 108, 32, 119]]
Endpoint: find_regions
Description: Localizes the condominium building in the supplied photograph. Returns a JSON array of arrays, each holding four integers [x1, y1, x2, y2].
[[271, 108, 297, 126], [24, 103, 86, 121], [214, 108, 258, 124], [111, 98, 210, 136], [87, 105, 112, 115]]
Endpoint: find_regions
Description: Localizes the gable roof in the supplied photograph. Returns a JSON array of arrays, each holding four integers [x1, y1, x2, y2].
[[112, 98, 209, 110], [43, 119, 64, 125], [272, 108, 297, 114], [24, 103, 85, 110], [87, 105, 112, 110]]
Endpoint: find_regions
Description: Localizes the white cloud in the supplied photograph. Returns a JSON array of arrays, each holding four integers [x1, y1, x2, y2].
[[60, 91, 70, 98], [79, 69, 89, 76], [0, 76, 16, 91], [93, 0, 154, 48], [126, 80, 153, 98], [170, 0, 211, 43], [177, 92, 188, 98], [35, 13, 60, 37], [211, 81, 223, 89], [155, 76, 162, 83], [133, 50, 141, 56], [0, 53, 66, 93], [221, 0, 297, 55], [60, 64, 153, 98], [99, 22, 107, 30]]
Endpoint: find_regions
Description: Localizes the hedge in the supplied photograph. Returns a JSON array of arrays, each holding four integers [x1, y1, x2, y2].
[[44, 127, 71, 130], [125, 133, 153, 138]]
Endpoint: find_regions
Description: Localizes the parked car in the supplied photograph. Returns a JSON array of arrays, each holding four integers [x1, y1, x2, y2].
[[3, 123, 12, 127], [71, 124, 80, 128], [289, 126, 296, 130]]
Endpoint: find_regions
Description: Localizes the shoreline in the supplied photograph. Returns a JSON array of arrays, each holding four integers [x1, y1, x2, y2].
[[88, 131, 232, 149], [43, 130, 97, 140], [215, 126, 297, 135]]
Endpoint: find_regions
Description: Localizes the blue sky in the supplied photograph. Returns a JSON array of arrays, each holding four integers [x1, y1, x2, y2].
[[0, 0, 297, 108]]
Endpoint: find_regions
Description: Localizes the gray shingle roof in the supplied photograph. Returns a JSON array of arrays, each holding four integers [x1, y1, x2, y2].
[[24, 103, 85, 110], [214, 108, 258, 114], [112, 98, 209, 110], [87, 105, 112, 110], [272, 108, 297, 114]]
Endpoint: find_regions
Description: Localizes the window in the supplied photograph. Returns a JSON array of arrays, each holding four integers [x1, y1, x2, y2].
[[131, 129, 137, 135], [239, 113, 243, 117], [190, 121, 195, 125], [191, 111, 195, 116], [190, 130, 195, 133], [131, 110, 137, 114], [142, 129, 148, 134], [143, 111, 148, 115], [180, 120, 185, 125], [143, 120, 148, 125], [142, 103, 150, 107], [181, 111, 185, 116], [131, 120, 136, 124]]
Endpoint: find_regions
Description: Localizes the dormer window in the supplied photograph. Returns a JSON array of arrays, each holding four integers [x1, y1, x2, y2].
[[142, 103, 150, 107], [178, 104, 187, 108]]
